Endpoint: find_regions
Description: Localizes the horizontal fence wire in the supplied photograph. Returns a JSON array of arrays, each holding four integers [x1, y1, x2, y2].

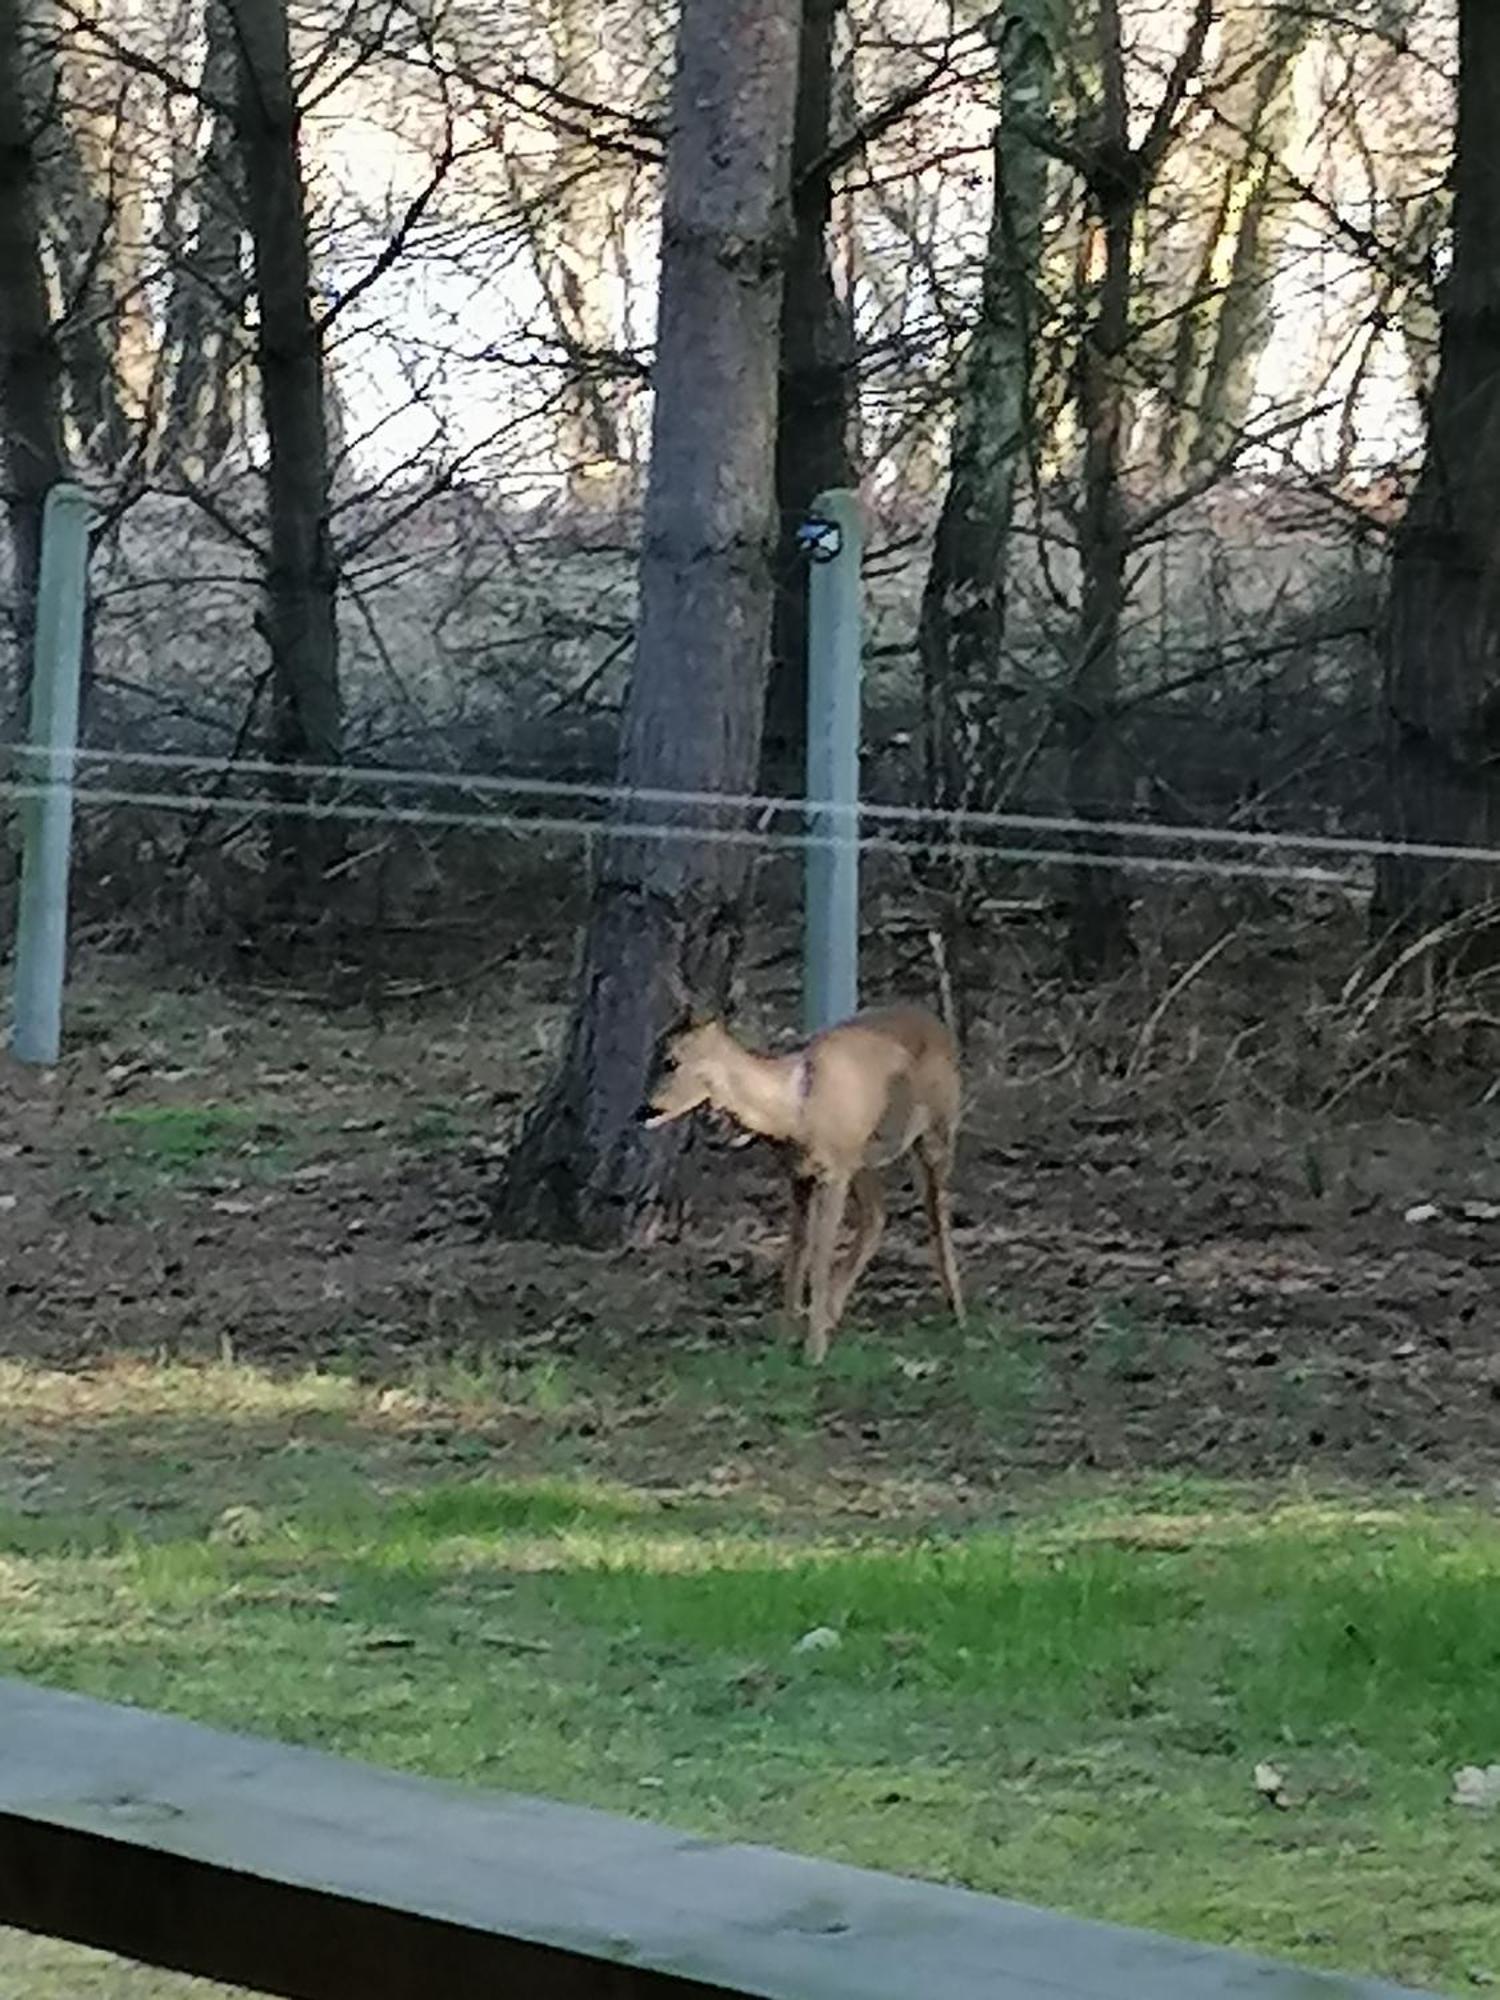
[[0, 776, 1376, 891], [2, 746, 1498, 887], [2, 740, 1492, 872]]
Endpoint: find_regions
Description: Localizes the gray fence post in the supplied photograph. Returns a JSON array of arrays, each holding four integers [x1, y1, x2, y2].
[[11, 482, 92, 1067], [800, 488, 863, 1036]]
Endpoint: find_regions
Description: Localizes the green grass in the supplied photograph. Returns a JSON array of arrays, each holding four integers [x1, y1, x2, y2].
[[105, 1102, 273, 1161], [68, 1103, 299, 1211], [0, 1359, 1497, 1995], [404, 1098, 486, 1148], [72, 1094, 472, 1216]]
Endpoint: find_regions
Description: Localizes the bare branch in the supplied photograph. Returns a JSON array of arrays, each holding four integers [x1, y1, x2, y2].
[[510, 69, 663, 146], [316, 116, 458, 334], [51, 0, 226, 114], [801, 50, 961, 191], [1138, 0, 1215, 179], [1130, 401, 1342, 542]]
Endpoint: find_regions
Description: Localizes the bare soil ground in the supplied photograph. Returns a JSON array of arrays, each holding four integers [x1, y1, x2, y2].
[[4, 940, 1497, 1497]]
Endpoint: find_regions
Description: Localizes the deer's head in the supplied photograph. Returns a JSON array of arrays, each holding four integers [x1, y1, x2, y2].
[[639, 1019, 737, 1128]]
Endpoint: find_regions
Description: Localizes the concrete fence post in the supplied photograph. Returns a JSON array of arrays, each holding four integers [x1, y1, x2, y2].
[[799, 488, 863, 1035], [11, 481, 91, 1066]]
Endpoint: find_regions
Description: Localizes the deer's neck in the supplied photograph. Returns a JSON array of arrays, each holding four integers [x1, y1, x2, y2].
[[713, 1044, 805, 1144]]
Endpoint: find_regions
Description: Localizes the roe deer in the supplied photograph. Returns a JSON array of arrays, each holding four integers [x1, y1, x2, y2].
[[640, 1004, 965, 1363]]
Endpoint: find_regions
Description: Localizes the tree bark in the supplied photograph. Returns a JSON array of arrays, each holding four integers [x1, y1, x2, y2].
[[229, 0, 342, 912], [162, 0, 247, 477], [1375, 0, 1500, 946], [759, 0, 854, 799], [917, 5, 1052, 832], [1062, 0, 1211, 979], [0, 0, 68, 725], [492, 0, 800, 1247]]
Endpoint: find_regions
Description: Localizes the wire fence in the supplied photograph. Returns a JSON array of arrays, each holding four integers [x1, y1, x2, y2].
[[0, 777, 1362, 889], [6, 742, 1500, 893]]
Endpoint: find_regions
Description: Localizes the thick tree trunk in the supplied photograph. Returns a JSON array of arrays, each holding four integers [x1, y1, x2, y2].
[[759, 0, 854, 799], [914, 10, 1052, 1031], [493, 0, 800, 1247], [1376, 0, 1500, 945], [162, 0, 247, 477], [0, 0, 67, 725], [917, 7, 1052, 828], [230, 0, 342, 912]]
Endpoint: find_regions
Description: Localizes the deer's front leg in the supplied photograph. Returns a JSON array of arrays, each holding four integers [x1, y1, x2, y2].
[[783, 1172, 813, 1326], [829, 1166, 886, 1328]]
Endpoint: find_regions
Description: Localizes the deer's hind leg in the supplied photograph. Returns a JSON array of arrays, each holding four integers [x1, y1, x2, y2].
[[782, 1172, 814, 1325], [804, 1174, 851, 1365], [916, 1128, 965, 1327]]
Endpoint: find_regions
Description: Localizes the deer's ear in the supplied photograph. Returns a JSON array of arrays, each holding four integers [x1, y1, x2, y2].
[[662, 960, 713, 1028]]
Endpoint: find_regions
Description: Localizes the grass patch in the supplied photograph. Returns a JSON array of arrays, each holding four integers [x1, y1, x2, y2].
[[0, 1356, 1496, 1997], [663, 1316, 1052, 1438], [404, 1099, 486, 1149], [75, 1103, 299, 1207], [106, 1102, 273, 1160]]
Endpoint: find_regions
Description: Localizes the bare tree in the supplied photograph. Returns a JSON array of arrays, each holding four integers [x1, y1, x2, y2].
[[1377, 0, 1500, 944], [44, 0, 154, 465], [162, 0, 247, 476], [916, 2, 1054, 953], [1057, 0, 1213, 978], [1158, 5, 1311, 475], [0, 0, 67, 722], [760, 0, 855, 797], [494, 0, 801, 1245], [229, 0, 342, 906], [531, 0, 637, 503]]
